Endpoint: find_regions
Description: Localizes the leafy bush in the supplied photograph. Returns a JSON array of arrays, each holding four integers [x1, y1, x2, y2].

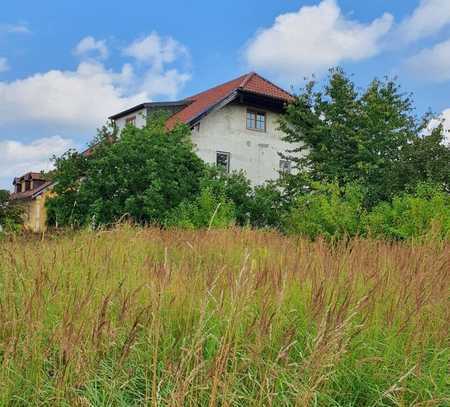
[[283, 183, 366, 240], [166, 187, 235, 229], [198, 167, 252, 226], [0, 190, 23, 233], [248, 182, 285, 228], [366, 183, 450, 240]]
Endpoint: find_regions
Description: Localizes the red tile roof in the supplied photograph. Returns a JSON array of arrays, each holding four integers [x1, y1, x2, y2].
[[10, 181, 53, 201], [13, 172, 46, 184], [166, 72, 293, 129]]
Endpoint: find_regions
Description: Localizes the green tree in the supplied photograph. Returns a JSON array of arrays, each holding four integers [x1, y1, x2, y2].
[[47, 118, 205, 227], [280, 68, 450, 206], [0, 190, 23, 232], [397, 125, 450, 193]]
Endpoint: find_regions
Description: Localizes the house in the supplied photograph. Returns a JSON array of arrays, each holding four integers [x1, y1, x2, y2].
[[10, 172, 53, 232], [109, 72, 295, 184], [10, 72, 295, 232]]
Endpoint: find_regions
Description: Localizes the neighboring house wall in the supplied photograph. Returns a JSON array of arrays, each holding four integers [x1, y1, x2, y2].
[[19, 191, 51, 233], [192, 104, 292, 184]]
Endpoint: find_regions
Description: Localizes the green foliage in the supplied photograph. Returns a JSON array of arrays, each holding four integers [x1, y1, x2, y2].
[[0, 190, 23, 233], [366, 184, 450, 241], [397, 125, 450, 193], [280, 68, 450, 206], [45, 150, 89, 227], [47, 118, 205, 227], [249, 181, 285, 228], [198, 166, 252, 226], [283, 182, 450, 241], [284, 183, 366, 240], [166, 187, 235, 229]]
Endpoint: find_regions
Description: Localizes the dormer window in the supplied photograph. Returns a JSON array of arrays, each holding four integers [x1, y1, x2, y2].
[[247, 110, 266, 132], [125, 116, 136, 126]]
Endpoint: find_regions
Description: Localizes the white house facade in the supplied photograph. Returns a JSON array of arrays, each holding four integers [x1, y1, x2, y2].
[[109, 72, 296, 185]]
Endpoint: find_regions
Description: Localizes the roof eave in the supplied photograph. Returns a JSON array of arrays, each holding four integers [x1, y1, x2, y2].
[[108, 100, 192, 120], [187, 90, 240, 126]]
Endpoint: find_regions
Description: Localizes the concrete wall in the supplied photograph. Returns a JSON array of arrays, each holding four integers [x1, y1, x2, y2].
[[114, 103, 297, 184], [192, 104, 294, 184]]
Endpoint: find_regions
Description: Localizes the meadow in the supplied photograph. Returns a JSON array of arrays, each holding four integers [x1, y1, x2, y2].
[[0, 227, 448, 406]]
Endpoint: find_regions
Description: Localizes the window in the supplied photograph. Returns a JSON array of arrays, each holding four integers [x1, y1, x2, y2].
[[216, 151, 230, 172], [125, 116, 136, 126], [247, 110, 266, 131], [279, 160, 292, 174]]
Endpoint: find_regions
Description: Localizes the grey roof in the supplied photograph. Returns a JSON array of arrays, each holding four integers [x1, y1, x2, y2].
[[108, 100, 191, 120]]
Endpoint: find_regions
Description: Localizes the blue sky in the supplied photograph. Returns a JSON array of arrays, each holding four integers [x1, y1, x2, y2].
[[1, 0, 450, 189]]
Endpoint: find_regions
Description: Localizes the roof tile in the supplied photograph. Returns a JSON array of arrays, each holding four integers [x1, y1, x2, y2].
[[166, 72, 293, 129]]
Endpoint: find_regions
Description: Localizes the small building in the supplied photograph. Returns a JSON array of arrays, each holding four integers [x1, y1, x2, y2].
[[109, 72, 296, 185], [10, 172, 53, 232]]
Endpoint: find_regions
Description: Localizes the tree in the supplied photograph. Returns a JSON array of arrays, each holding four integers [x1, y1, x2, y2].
[[397, 125, 450, 193], [279, 68, 450, 206], [0, 190, 23, 232], [47, 118, 205, 227]]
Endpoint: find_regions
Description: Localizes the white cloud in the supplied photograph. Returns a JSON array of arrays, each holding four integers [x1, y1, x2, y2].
[[0, 57, 9, 73], [124, 32, 190, 70], [0, 32, 191, 134], [398, 0, 450, 43], [244, 0, 393, 81], [0, 23, 30, 34], [74, 36, 108, 60], [140, 68, 190, 100], [0, 136, 74, 180], [405, 38, 450, 82], [0, 61, 148, 132]]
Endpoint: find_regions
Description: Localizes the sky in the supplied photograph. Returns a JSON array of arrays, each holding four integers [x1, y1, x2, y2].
[[1, 0, 450, 189]]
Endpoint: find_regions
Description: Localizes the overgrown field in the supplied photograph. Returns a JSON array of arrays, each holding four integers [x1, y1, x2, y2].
[[0, 227, 448, 406]]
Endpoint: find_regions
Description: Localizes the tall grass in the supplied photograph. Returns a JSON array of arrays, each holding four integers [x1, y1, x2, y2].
[[0, 227, 448, 406]]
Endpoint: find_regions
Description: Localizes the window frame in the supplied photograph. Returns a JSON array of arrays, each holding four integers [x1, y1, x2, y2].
[[216, 151, 231, 173], [246, 109, 267, 132], [279, 159, 292, 175], [125, 116, 137, 126]]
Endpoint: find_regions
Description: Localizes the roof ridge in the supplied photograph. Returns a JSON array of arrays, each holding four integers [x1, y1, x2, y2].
[[243, 72, 294, 99], [187, 73, 249, 100], [238, 72, 256, 89]]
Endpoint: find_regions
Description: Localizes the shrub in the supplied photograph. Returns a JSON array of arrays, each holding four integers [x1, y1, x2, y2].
[[366, 183, 450, 240], [166, 187, 235, 229], [284, 183, 366, 240], [248, 182, 285, 228], [0, 190, 23, 233], [199, 167, 252, 226]]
